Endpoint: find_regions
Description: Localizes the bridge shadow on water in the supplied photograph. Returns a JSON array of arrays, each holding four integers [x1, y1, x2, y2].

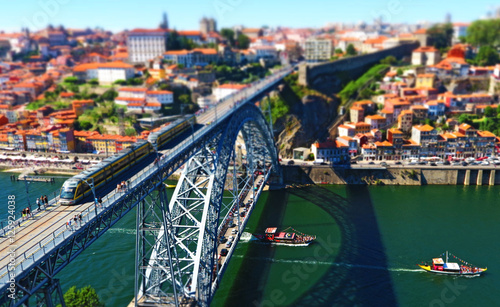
[[223, 189, 289, 306], [221, 184, 398, 307], [287, 185, 398, 307]]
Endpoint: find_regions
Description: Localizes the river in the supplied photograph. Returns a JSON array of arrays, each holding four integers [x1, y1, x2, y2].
[[2, 173, 499, 306]]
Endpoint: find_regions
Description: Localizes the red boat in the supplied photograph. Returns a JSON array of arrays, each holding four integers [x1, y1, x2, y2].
[[254, 227, 316, 245]]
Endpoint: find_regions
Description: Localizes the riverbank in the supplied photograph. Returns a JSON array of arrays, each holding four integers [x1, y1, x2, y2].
[[0, 165, 79, 176], [283, 165, 500, 186]]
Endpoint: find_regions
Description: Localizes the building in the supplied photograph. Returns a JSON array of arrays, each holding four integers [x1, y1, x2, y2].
[[200, 18, 217, 34], [425, 100, 446, 118], [397, 110, 413, 133], [115, 87, 173, 106], [213, 84, 247, 101], [310, 140, 349, 164], [453, 23, 469, 44], [241, 28, 263, 39], [364, 115, 386, 130], [163, 48, 218, 68], [412, 47, 441, 66], [350, 106, 364, 123], [127, 28, 169, 64], [97, 62, 135, 85], [415, 74, 436, 88], [304, 38, 332, 63], [411, 124, 438, 157]]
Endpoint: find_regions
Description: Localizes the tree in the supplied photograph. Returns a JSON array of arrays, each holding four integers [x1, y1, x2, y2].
[[101, 89, 118, 101], [220, 28, 235, 47], [458, 114, 473, 125], [88, 79, 99, 86], [475, 45, 500, 66], [125, 127, 136, 136], [236, 33, 250, 49], [427, 23, 454, 50], [64, 76, 80, 84], [484, 106, 495, 118], [346, 44, 357, 56], [396, 68, 404, 76], [59, 286, 104, 307], [335, 48, 343, 54], [380, 55, 397, 65], [466, 19, 500, 47]]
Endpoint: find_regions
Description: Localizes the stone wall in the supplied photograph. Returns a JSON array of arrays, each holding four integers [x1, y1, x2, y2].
[[299, 42, 420, 87], [283, 165, 500, 186]]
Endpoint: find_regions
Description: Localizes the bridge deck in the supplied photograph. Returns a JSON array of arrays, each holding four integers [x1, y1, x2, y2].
[[1, 68, 291, 295]]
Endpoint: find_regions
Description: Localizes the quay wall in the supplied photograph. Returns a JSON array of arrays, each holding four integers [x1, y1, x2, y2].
[[283, 166, 500, 186]]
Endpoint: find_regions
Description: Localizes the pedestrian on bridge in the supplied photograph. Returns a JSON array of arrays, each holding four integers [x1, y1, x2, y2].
[[36, 198, 40, 211], [98, 197, 102, 208], [44, 195, 48, 208]]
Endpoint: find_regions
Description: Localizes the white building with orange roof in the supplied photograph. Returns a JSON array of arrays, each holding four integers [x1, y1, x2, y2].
[[365, 115, 387, 130], [310, 140, 349, 164], [336, 136, 358, 156], [350, 105, 364, 123], [412, 124, 437, 156], [397, 110, 413, 133], [338, 124, 355, 137], [411, 46, 441, 66], [213, 84, 248, 102]]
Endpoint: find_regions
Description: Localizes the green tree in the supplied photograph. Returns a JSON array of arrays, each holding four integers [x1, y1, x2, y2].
[[101, 89, 118, 101], [64, 76, 79, 84], [88, 79, 99, 86], [427, 23, 454, 50], [475, 45, 500, 66], [458, 114, 473, 125], [220, 28, 235, 46], [380, 55, 397, 65], [59, 286, 104, 307], [44, 91, 57, 101], [484, 106, 495, 118], [236, 33, 250, 49], [346, 44, 357, 56], [125, 127, 137, 136], [396, 68, 403, 76], [466, 19, 500, 47], [335, 48, 343, 54]]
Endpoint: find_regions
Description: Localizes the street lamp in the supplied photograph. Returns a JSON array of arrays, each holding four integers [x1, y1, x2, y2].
[[23, 177, 31, 214], [82, 178, 98, 216]]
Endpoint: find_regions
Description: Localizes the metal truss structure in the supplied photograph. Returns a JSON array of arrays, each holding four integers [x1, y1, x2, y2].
[[135, 105, 280, 306], [0, 100, 281, 306]]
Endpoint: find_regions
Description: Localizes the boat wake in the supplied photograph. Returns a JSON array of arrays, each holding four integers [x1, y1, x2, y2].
[[230, 255, 422, 272], [239, 232, 255, 242]]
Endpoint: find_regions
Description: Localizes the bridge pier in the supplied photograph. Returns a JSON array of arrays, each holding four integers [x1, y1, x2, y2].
[[477, 170, 483, 185], [464, 170, 470, 185], [490, 170, 496, 186]]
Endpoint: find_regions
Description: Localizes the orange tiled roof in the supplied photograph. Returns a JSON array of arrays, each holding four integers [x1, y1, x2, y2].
[[413, 124, 434, 132]]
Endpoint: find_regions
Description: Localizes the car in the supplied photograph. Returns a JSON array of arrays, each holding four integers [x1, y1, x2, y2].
[[220, 248, 228, 256], [482, 161, 490, 165], [287, 160, 295, 165], [351, 161, 357, 164], [395, 161, 402, 165], [321, 162, 328, 165], [368, 162, 375, 165], [418, 161, 427, 165], [444, 161, 451, 165], [380, 162, 388, 166], [430, 163, 437, 166], [225, 241, 232, 248], [219, 236, 227, 243], [240, 212, 246, 217], [461, 162, 468, 166]]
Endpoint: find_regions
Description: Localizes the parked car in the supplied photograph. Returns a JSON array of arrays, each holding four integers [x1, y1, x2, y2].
[[395, 161, 402, 165], [380, 162, 388, 167], [444, 161, 451, 165], [368, 162, 375, 165], [219, 236, 227, 243], [430, 163, 437, 166], [287, 160, 295, 165], [461, 162, 468, 166], [220, 248, 228, 256], [225, 241, 232, 248]]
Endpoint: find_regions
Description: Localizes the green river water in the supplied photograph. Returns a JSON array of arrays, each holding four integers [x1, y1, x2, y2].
[[2, 173, 499, 306]]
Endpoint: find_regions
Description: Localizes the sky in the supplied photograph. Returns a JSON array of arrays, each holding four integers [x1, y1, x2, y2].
[[0, 0, 498, 33]]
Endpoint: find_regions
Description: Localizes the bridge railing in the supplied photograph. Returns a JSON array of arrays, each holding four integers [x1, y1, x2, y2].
[[0, 67, 292, 285]]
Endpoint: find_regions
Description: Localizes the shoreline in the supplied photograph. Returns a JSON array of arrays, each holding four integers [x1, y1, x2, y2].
[[283, 165, 500, 186], [1, 166, 79, 176]]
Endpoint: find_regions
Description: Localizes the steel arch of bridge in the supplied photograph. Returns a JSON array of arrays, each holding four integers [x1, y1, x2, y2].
[[135, 104, 280, 306]]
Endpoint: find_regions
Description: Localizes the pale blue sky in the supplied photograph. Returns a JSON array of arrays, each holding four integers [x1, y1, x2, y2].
[[0, 0, 498, 32]]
